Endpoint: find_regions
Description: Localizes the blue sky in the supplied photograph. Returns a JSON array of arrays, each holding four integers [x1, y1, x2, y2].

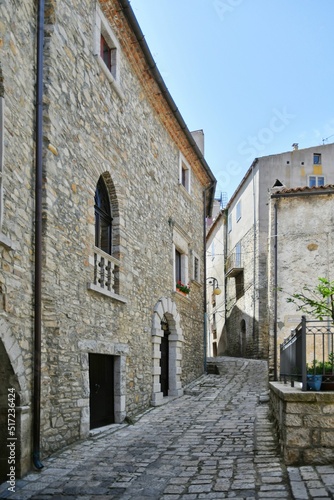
[[130, 0, 334, 201]]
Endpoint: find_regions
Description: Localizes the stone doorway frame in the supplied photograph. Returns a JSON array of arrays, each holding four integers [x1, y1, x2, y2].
[[79, 340, 128, 438], [151, 297, 184, 406], [0, 319, 31, 479]]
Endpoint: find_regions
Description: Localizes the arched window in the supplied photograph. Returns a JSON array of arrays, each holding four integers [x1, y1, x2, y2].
[[95, 176, 112, 254]]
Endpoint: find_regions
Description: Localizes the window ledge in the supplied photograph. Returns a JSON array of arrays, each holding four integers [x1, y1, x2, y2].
[[96, 56, 124, 100], [87, 283, 127, 303], [178, 183, 192, 200], [0, 233, 14, 250]]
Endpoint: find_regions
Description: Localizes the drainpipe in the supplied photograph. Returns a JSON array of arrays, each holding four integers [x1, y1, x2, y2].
[[252, 161, 257, 353], [33, 0, 45, 470], [203, 188, 208, 373], [273, 202, 278, 380], [203, 183, 216, 373]]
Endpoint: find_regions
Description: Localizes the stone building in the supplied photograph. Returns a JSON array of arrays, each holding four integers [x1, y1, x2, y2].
[[268, 185, 334, 377], [0, 0, 216, 480], [214, 143, 334, 361]]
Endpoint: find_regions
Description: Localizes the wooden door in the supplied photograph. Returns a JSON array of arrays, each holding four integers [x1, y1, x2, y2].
[[89, 353, 114, 429], [160, 330, 169, 397]]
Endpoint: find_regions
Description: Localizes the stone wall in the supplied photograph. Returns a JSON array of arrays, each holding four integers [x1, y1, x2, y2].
[[38, 0, 209, 454], [225, 226, 267, 358], [0, 0, 36, 481], [267, 189, 334, 378], [0, 0, 214, 475], [270, 382, 334, 465]]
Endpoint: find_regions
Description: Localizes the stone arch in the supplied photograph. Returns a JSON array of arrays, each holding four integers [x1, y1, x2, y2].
[[94, 170, 126, 261], [0, 318, 28, 405], [0, 319, 31, 480], [151, 297, 184, 406], [0, 62, 4, 97]]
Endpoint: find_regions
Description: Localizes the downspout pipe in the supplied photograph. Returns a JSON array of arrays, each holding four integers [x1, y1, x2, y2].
[[33, 0, 45, 471], [203, 188, 208, 373], [273, 202, 278, 381]]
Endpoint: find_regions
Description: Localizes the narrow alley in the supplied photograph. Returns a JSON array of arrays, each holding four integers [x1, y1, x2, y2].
[[1, 358, 333, 499]]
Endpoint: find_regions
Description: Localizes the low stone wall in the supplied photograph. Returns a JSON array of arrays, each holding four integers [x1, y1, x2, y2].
[[269, 381, 334, 465]]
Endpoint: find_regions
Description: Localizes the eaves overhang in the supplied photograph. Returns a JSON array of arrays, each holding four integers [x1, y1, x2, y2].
[[117, 0, 217, 214]]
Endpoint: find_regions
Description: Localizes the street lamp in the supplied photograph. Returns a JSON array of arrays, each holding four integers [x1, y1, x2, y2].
[[207, 277, 221, 295]]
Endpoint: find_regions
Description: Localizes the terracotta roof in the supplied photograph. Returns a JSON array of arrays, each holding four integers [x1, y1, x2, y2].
[[274, 184, 334, 194]]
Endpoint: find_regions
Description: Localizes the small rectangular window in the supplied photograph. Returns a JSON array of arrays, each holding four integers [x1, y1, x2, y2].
[[228, 213, 232, 233], [181, 163, 188, 188], [95, 5, 122, 96], [179, 154, 191, 194], [193, 255, 200, 282], [100, 34, 116, 75], [308, 175, 325, 187], [174, 244, 189, 293], [236, 200, 241, 222], [313, 153, 322, 165], [175, 249, 182, 283]]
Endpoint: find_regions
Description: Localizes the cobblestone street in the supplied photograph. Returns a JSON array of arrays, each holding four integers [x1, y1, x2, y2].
[[1, 358, 333, 499]]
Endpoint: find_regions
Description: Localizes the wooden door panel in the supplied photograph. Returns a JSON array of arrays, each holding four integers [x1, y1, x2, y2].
[[89, 354, 114, 429]]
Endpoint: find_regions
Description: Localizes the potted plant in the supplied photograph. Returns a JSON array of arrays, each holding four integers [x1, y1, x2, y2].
[[306, 359, 323, 391], [176, 281, 190, 296], [285, 277, 334, 391], [320, 352, 334, 391]]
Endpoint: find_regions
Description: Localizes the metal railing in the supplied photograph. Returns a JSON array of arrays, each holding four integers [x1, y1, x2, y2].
[[280, 316, 334, 391]]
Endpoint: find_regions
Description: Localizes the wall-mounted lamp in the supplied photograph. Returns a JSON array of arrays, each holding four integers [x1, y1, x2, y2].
[[206, 276, 221, 295]]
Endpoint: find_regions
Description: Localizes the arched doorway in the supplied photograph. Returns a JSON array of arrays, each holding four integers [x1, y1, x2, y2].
[[151, 297, 184, 406], [0, 320, 31, 481], [160, 316, 170, 396]]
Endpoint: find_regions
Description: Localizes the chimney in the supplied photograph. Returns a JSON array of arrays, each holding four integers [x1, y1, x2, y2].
[[292, 143, 299, 150], [191, 130, 205, 155]]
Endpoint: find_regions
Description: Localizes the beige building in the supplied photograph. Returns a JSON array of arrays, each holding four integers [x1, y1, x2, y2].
[[0, 0, 216, 480], [268, 185, 334, 377], [216, 143, 334, 363], [206, 208, 226, 357]]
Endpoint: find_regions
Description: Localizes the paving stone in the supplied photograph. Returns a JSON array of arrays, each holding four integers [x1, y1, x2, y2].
[[1, 358, 334, 499]]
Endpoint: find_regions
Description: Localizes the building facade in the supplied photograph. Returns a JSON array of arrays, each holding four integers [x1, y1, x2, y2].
[[221, 143, 334, 361], [268, 185, 334, 377], [0, 0, 216, 480], [206, 209, 226, 357]]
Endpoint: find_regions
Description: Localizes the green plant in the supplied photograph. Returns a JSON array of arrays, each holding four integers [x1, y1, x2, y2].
[[307, 354, 334, 375], [306, 359, 323, 375], [176, 281, 190, 294], [286, 277, 334, 323]]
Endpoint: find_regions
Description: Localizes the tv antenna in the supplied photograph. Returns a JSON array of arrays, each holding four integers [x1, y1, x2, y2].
[[322, 134, 334, 144]]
